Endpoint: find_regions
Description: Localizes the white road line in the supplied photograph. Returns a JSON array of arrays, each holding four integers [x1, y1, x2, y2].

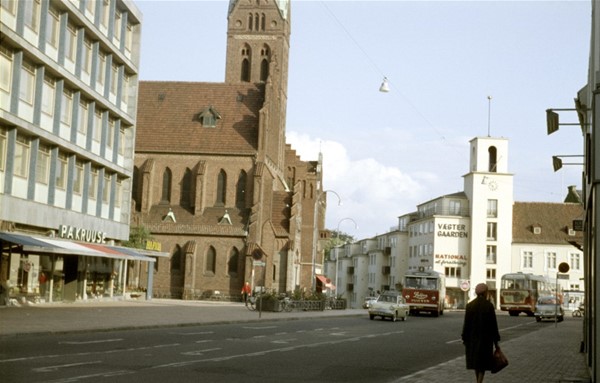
[[59, 339, 122, 345], [171, 331, 214, 335], [33, 361, 102, 373], [181, 348, 221, 356], [195, 340, 214, 344], [243, 326, 277, 330]]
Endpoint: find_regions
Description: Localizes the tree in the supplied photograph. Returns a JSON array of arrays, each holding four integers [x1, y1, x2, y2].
[[122, 225, 152, 249], [324, 229, 356, 259]]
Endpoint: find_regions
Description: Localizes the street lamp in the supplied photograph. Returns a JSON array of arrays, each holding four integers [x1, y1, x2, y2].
[[552, 155, 584, 172], [334, 217, 358, 295], [312, 190, 341, 291]]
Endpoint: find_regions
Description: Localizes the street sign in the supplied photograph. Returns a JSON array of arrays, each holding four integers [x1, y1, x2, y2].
[[253, 261, 265, 267], [558, 274, 570, 280]]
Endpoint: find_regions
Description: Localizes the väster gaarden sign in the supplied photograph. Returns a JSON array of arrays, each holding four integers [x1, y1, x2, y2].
[[437, 223, 468, 238], [58, 224, 107, 244]]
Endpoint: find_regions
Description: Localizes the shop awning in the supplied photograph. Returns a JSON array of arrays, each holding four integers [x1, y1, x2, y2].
[[0, 232, 166, 262], [316, 275, 336, 290]]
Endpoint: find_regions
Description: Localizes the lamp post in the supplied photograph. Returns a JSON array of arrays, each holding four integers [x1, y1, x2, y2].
[[334, 217, 358, 295], [311, 190, 341, 291]]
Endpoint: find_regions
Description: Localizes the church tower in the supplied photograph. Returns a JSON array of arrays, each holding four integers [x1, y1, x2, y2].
[[463, 137, 514, 304], [225, 0, 290, 93]]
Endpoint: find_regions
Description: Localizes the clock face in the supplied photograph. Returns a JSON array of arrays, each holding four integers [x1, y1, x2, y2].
[[488, 180, 498, 190]]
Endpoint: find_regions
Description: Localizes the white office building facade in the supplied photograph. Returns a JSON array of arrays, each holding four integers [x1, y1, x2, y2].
[[0, 0, 149, 304]]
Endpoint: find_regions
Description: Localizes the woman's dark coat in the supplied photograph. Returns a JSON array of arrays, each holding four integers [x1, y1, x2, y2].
[[461, 295, 501, 371]]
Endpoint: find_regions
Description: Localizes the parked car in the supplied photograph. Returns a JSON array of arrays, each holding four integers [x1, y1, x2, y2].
[[368, 291, 409, 322], [534, 296, 564, 322], [363, 296, 379, 309]]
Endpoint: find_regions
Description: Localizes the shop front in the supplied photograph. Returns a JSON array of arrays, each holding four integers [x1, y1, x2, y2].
[[0, 232, 164, 305]]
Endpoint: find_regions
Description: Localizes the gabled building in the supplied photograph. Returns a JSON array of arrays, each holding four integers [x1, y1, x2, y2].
[[132, 0, 324, 299]]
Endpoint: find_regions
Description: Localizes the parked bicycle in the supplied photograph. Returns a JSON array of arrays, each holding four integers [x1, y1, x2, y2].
[[245, 295, 257, 311], [573, 303, 585, 317], [275, 296, 294, 312]]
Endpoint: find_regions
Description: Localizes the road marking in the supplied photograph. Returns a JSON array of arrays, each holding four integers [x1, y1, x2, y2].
[[243, 326, 277, 330], [59, 339, 122, 345], [271, 338, 297, 344], [33, 361, 102, 372], [171, 331, 214, 335], [181, 348, 221, 356], [195, 340, 214, 344], [41, 370, 134, 382]]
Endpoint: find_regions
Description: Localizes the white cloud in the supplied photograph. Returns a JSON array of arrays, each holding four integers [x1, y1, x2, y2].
[[286, 131, 425, 239]]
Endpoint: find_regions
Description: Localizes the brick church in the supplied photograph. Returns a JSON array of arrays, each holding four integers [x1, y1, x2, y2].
[[131, 0, 325, 299]]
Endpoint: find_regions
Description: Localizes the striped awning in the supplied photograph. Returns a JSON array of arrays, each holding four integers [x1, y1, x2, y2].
[[0, 231, 166, 262]]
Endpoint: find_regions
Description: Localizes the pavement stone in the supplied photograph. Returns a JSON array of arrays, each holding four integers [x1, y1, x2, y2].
[[0, 299, 592, 383]]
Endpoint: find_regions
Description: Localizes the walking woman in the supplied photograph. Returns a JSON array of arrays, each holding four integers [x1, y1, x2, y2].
[[461, 283, 501, 383]]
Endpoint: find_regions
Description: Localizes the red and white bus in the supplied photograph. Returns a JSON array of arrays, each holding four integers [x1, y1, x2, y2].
[[402, 270, 446, 317], [500, 273, 555, 316]]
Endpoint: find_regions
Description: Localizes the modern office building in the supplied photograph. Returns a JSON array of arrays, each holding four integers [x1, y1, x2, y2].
[[0, 0, 155, 304], [328, 136, 584, 310]]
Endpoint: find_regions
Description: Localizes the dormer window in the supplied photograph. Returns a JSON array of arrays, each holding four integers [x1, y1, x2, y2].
[[533, 226, 541, 235], [195, 106, 221, 128]]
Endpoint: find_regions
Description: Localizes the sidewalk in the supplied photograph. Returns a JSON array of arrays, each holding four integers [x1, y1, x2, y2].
[[0, 299, 592, 383]]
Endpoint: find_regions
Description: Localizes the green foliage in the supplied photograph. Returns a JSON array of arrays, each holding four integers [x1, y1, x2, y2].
[[122, 225, 152, 249], [324, 229, 356, 258]]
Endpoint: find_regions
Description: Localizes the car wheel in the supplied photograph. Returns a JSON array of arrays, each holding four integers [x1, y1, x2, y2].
[[536, 317, 541, 322], [369, 314, 375, 320], [392, 312, 397, 322], [558, 315, 564, 322], [402, 312, 408, 321], [509, 311, 519, 317]]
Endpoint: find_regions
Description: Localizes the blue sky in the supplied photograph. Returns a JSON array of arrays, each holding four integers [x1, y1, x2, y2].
[[136, 0, 591, 239]]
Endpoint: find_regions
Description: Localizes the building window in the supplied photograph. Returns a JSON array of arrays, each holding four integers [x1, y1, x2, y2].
[[522, 251, 533, 269], [236, 170, 247, 208], [122, 74, 130, 104], [113, 10, 122, 43], [100, 0, 110, 28], [125, 22, 134, 54], [35, 144, 50, 184], [1, 0, 17, 15], [445, 267, 461, 278], [14, 134, 30, 178], [19, 62, 35, 105], [486, 222, 497, 240], [118, 127, 125, 155], [546, 252, 557, 270], [115, 179, 122, 207], [487, 199, 498, 218], [89, 167, 98, 200], [488, 146, 498, 172], [171, 245, 182, 271], [570, 253, 581, 271], [24, 0, 40, 32], [82, 39, 92, 75], [0, 46, 12, 93], [216, 169, 226, 206], [65, 24, 77, 63], [110, 63, 118, 95], [486, 268, 496, 280], [107, 119, 115, 148], [41, 76, 55, 116], [46, 7, 60, 48], [161, 167, 172, 203], [0, 128, 7, 171], [102, 173, 110, 203], [449, 200, 461, 215], [206, 246, 216, 274], [180, 168, 192, 207], [78, 99, 88, 133], [93, 110, 102, 142], [56, 152, 67, 189], [60, 89, 73, 125], [486, 245, 496, 264], [73, 160, 84, 194], [96, 51, 106, 86], [228, 248, 239, 275]]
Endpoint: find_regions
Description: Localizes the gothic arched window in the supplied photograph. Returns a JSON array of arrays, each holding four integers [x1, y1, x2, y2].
[[216, 169, 227, 206], [236, 170, 247, 208], [228, 247, 239, 275], [171, 245, 182, 271], [206, 246, 216, 274], [180, 168, 192, 207], [161, 167, 172, 203]]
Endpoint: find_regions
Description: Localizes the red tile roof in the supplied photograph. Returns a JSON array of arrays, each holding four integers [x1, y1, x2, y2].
[[512, 202, 584, 244], [136, 81, 265, 154]]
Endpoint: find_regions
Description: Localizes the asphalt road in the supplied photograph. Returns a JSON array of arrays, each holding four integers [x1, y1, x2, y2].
[[0, 311, 544, 383]]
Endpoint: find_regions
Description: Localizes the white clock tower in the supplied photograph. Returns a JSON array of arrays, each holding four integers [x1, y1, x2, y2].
[[463, 137, 514, 304]]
